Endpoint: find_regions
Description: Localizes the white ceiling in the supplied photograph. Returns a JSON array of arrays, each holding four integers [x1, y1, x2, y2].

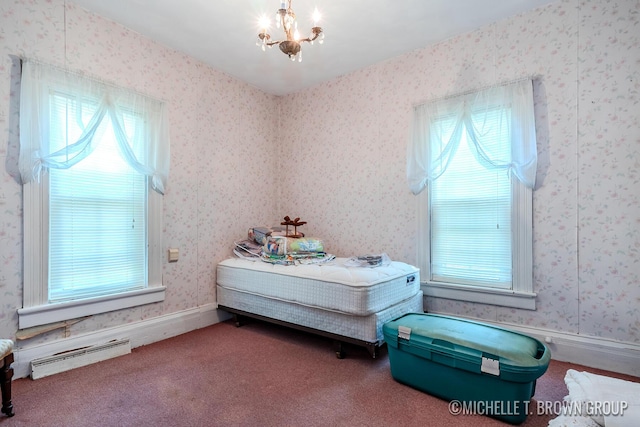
[[71, 0, 553, 96]]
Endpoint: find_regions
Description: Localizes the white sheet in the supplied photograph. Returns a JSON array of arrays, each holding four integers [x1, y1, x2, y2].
[[548, 369, 640, 427], [548, 415, 600, 427]]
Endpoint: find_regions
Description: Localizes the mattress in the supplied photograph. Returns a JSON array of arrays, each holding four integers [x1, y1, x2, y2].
[[217, 286, 424, 344], [216, 257, 420, 316]]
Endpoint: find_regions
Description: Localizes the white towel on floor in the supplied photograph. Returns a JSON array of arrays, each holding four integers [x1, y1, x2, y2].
[[548, 369, 640, 427]]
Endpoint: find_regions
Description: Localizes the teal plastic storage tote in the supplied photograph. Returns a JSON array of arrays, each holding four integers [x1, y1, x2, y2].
[[383, 313, 550, 424]]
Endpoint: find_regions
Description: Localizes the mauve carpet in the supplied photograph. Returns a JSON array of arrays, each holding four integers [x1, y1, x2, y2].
[[1, 319, 638, 427]]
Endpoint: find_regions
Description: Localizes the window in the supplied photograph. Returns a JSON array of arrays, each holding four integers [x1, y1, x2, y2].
[[48, 94, 148, 303], [18, 61, 170, 329], [408, 79, 537, 309]]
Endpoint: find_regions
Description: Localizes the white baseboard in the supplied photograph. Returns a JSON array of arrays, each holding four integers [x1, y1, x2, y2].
[[14, 306, 638, 380], [13, 303, 231, 379], [503, 323, 640, 378], [428, 311, 640, 378]]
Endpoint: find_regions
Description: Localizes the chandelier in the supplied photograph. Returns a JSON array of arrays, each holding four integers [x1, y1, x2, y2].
[[257, 0, 324, 62]]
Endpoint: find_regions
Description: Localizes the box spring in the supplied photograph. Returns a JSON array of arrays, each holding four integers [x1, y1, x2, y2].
[[218, 285, 423, 343]]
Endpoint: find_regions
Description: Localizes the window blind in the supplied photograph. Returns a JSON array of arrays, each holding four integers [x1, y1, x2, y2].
[[429, 110, 512, 288], [48, 93, 147, 303]]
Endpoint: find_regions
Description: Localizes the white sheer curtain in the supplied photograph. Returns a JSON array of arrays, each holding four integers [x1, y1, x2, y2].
[[19, 60, 170, 194], [407, 79, 537, 195]]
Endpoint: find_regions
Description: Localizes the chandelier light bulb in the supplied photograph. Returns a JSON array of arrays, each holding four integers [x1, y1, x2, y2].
[[258, 15, 270, 33], [312, 7, 321, 25]]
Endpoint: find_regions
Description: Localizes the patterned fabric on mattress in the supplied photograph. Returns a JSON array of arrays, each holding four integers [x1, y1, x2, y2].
[[217, 286, 424, 343], [216, 257, 420, 316]]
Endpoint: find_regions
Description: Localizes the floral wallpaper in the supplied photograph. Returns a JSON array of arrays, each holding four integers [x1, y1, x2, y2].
[[277, 0, 639, 344], [0, 0, 638, 356], [0, 0, 279, 343]]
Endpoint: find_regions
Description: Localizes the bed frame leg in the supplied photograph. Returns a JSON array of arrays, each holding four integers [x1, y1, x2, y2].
[[333, 341, 346, 359], [231, 314, 246, 327], [223, 307, 383, 360], [366, 344, 379, 359]]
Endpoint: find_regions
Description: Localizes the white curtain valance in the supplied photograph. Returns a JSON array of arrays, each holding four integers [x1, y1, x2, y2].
[[18, 60, 170, 194], [407, 79, 537, 195]]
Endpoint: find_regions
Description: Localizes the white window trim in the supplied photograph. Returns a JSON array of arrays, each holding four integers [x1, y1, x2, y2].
[[418, 178, 536, 310], [19, 176, 165, 330], [17, 286, 165, 330]]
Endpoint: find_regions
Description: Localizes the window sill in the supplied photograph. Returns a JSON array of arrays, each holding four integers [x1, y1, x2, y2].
[[421, 281, 536, 310], [17, 286, 166, 329]]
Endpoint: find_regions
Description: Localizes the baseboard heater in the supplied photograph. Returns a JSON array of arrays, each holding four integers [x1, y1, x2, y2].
[[30, 338, 131, 380]]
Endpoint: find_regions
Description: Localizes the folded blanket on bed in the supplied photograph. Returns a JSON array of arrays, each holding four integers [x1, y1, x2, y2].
[[262, 236, 324, 256], [548, 369, 640, 427], [260, 252, 335, 265]]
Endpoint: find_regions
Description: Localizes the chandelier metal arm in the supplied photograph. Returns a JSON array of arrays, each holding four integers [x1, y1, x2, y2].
[[264, 30, 321, 47]]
